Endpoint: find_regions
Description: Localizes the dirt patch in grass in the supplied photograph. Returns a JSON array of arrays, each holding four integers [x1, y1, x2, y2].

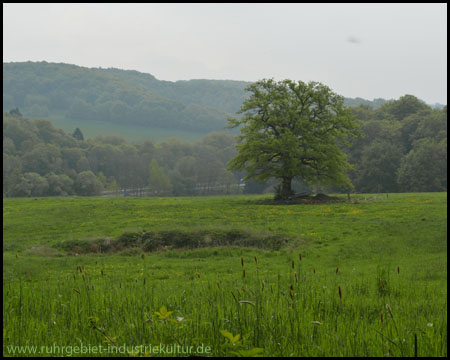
[[255, 193, 345, 205], [53, 228, 293, 255]]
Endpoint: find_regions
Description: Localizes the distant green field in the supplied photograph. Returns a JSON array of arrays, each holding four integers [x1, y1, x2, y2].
[[3, 193, 447, 357], [44, 114, 210, 143]]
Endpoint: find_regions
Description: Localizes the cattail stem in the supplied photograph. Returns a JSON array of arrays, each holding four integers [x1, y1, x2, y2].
[[386, 304, 393, 318]]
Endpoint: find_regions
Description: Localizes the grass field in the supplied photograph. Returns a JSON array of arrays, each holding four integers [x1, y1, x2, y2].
[[44, 114, 211, 143], [3, 193, 447, 357]]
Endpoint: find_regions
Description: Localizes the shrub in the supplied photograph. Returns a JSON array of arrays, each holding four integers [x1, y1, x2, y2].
[[55, 228, 294, 255]]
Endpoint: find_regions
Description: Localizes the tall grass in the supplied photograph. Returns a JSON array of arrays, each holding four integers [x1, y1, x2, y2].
[[3, 254, 447, 356], [3, 192, 447, 356]]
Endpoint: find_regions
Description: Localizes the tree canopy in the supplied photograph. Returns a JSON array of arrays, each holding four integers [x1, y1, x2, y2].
[[227, 79, 361, 199], [72, 127, 84, 141]]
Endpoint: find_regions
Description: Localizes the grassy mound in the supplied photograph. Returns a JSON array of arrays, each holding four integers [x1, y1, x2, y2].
[[54, 228, 292, 254]]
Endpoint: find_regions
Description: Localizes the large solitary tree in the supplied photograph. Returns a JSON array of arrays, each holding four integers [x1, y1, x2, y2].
[[227, 79, 361, 199]]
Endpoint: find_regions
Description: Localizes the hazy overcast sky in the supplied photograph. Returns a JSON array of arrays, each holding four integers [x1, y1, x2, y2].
[[3, 3, 447, 104]]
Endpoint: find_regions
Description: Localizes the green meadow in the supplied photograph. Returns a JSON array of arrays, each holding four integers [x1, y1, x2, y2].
[[3, 193, 447, 357], [45, 114, 208, 143]]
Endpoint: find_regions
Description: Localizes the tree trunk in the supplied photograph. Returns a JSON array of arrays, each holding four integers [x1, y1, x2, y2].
[[281, 177, 293, 199]]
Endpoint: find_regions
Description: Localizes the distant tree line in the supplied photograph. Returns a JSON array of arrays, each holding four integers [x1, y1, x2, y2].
[[3, 111, 239, 197], [3, 94, 447, 198], [346, 95, 447, 193]]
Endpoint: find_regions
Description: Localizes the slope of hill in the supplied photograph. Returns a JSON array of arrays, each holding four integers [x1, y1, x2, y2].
[[99, 67, 251, 114], [3, 61, 445, 143], [3, 62, 233, 134]]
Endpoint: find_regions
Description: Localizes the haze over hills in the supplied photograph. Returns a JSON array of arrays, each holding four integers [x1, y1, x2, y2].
[[3, 61, 445, 142]]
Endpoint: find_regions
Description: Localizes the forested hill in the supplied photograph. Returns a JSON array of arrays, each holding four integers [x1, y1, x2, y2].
[[4, 61, 442, 135], [3, 62, 236, 133], [99, 68, 250, 114]]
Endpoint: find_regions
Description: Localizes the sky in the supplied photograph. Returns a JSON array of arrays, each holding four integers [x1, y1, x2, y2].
[[3, 3, 447, 104]]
